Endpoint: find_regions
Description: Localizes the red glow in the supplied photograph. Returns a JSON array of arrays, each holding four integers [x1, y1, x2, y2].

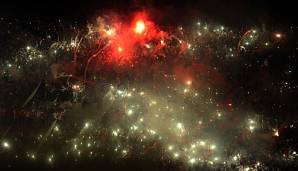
[[95, 11, 169, 66]]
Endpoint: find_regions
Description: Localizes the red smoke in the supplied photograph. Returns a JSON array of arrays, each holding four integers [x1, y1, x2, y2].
[[101, 12, 166, 65]]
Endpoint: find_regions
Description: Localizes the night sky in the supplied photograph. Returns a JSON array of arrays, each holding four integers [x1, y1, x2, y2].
[[1, 0, 298, 170]]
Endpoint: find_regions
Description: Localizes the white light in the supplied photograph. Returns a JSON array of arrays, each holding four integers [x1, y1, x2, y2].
[[149, 129, 156, 135], [70, 41, 76, 47], [54, 126, 59, 132], [127, 109, 133, 116], [145, 44, 151, 49], [275, 33, 282, 38], [106, 28, 115, 36], [183, 88, 189, 93], [112, 131, 118, 136], [31, 154, 36, 159], [174, 153, 179, 158], [186, 80, 192, 85], [199, 141, 205, 146], [131, 125, 138, 130], [187, 43, 192, 49], [2, 141, 10, 149], [134, 20, 145, 34], [176, 123, 183, 129], [189, 158, 196, 164], [249, 125, 255, 131], [273, 129, 279, 136], [210, 145, 216, 150]]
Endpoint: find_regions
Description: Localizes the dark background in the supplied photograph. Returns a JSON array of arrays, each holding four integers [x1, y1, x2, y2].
[[0, 0, 297, 27]]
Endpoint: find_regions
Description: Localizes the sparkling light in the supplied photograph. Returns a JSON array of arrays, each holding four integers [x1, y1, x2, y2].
[[0, 11, 292, 170], [117, 46, 123, 52], [134, 20, 145, 34], [2, 141, 10, 149], [275, 33, 282, 38]]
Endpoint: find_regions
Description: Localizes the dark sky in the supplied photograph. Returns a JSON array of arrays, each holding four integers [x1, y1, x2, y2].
[[0, 0, 297, 27]]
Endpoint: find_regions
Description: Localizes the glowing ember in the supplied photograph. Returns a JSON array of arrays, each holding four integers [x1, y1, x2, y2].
[[106, 28, 115, 36], [117, 46, 123, 52], [273, 129, 279, 137], [186, 80, 192, 85], [275, 33, 282, 38]]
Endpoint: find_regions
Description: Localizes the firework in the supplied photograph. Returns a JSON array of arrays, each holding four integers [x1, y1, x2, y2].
[[0, 10, 295, 170]]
